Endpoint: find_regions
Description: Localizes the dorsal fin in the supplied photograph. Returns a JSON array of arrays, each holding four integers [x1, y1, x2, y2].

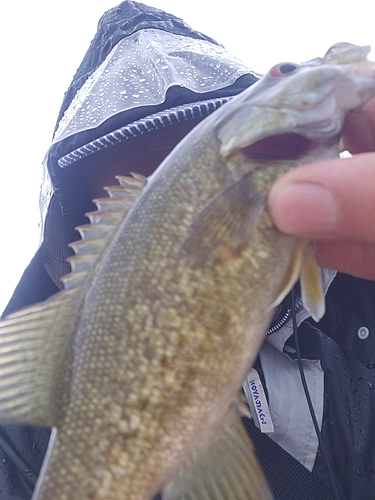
[[62, 173, 147, 289], [0, 174, 147, 426]]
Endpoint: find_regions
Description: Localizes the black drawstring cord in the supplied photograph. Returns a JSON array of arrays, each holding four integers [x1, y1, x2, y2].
[[291, 287, 345, 500]]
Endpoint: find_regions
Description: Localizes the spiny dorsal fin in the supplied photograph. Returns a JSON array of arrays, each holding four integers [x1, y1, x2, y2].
[[0, 173, 147, 427], [62, 173, 147, 289]]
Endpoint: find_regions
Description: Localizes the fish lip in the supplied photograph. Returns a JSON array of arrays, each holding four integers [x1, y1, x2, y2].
[[239, 132, 314, 161]]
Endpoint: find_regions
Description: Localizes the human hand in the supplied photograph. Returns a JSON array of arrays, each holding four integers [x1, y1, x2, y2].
[[268, 97, 375, 280]]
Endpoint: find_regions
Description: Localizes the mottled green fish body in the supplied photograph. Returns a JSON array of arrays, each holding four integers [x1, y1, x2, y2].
[[0, 43, 374, 500]]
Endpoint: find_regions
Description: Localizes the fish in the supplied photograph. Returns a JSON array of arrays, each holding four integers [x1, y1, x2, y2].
[[0, 42, 375, 500]]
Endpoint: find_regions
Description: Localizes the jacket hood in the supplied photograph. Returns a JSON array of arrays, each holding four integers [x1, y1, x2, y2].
[[3, 1, 258, 315], [52, 0, 222, 134], [39, 1, 258, 289]]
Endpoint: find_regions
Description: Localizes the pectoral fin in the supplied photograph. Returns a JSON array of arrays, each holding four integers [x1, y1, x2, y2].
[[183, 172, 267, 264], [162, 406, 273, 500], [268, 239, 325, 322], [300, 243, 325, 322], [268, 238, 306, 310]]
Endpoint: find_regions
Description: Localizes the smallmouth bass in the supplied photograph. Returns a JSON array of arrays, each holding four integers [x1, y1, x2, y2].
[[0, 43, 374, 500]]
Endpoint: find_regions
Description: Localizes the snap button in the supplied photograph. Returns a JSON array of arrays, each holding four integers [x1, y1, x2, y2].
[[357, 326, 370, 340], [284, 345, 297, 354]]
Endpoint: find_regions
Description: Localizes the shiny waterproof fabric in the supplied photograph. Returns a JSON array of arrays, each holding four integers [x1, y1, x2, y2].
[[2, 2, 375, 500], [52, 29, 250, 146], [52, 0, 221, 133]]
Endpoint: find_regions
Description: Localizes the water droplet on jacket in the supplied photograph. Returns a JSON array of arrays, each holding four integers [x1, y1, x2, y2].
[[1, 459, 6, 464], [368, 382, 374, 389], [356, 468, 363, 476], [358, 377, 363, 382], [353, 389, 359, 395]]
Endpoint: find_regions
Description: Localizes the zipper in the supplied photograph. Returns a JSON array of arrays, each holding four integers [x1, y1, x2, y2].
[[266, 295, 303, 336]]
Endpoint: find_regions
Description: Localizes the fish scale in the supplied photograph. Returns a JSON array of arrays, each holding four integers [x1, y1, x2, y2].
[[0, 43, 374, 500]]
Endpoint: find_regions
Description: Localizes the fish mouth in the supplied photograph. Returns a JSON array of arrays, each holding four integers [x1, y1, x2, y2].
[[240, 133, 312, 161]]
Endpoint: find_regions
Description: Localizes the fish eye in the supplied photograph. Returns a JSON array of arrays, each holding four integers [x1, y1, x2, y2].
[[269, 63, 300, 77]]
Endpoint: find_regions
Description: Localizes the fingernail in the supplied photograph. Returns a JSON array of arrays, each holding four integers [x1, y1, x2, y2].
[[270, 183, 338, 234]]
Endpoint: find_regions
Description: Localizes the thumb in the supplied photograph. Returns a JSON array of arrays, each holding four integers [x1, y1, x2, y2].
[[268, 153, 375, 243]]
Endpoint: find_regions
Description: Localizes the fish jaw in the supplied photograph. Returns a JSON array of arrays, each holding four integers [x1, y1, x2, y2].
[[217, 43, 375, 160]]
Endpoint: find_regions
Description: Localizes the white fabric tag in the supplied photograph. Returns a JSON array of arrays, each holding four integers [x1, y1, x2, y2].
[[259, 342, 324, 471], [243, 368, 274, 433]]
